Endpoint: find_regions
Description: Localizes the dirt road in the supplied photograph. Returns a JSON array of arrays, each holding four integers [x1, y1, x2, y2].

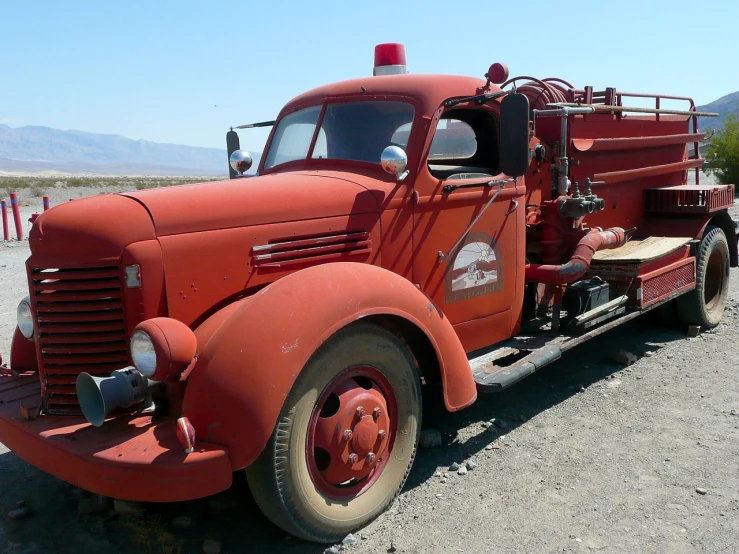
[[0, 201, 737, 554]]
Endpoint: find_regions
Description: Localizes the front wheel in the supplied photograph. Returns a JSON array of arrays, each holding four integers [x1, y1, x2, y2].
[[247, 322, 422, 543], [677, 226, 730, 329]]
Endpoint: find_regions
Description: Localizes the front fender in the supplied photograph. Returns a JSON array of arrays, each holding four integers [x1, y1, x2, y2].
[[10, 327, 38, 372], [182, 262, 475, 470]]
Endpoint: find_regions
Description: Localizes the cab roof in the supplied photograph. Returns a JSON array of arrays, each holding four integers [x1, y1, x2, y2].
[[281, 74, 495, 119]]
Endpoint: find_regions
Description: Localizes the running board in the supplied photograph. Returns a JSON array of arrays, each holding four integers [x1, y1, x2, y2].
[[471, 304, 653, 392], [471, 345, 561, 391]]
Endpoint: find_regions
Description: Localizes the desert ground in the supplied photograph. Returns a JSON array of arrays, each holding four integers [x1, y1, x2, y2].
[[0, 178, 737, 554]]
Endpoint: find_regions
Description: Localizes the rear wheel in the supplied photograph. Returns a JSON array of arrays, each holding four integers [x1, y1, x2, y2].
[[247, 322, 422, 543], [677, 226, 730, 329]]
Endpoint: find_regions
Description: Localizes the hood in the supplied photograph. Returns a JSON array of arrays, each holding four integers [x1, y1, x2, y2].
[[28, 194, 156, 267], [122, 172, 380, 237]]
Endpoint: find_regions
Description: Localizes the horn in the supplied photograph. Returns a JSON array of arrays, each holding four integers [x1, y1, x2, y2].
[[76, 368, 150, 427]]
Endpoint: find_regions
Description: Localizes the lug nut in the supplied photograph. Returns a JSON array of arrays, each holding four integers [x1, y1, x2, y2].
[[348, 453, 359, 464], [356, 406, 365, 418], [343, 430, 353, 441], [366, 453, 376, 464], [372, 407, 382, 419], [378, 430, 387, 440]]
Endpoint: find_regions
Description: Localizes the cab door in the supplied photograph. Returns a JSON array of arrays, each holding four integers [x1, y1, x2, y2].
[[412, 106, 525, 352]]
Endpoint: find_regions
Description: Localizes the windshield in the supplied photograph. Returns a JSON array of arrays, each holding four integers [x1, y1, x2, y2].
[[263, 101, 415, 170]]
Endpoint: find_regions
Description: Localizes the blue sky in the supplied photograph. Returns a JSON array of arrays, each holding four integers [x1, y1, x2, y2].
[[1, 0, 736, 153]]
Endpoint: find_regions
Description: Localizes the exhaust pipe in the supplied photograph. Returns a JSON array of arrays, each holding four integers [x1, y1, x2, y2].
[[76, 368, 156, 427]]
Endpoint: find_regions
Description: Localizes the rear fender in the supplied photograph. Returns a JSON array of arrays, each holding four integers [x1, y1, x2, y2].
[[182, 262, 475, 470], [708, 210, 738, 267]]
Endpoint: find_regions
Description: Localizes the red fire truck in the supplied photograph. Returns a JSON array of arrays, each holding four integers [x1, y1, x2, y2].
[[0, 44, 735, 543]]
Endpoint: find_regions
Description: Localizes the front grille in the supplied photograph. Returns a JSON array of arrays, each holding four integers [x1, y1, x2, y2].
[[30, 266, 128, 415]]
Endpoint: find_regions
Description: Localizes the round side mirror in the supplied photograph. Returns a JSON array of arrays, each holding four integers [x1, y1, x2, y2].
[[229, 150, 253, 175], [381, 146, 408, 177]]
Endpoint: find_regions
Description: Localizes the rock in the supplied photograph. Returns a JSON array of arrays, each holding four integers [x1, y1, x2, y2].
[[644, 351, 654, 357], [78, 495, 110, 515], [389, 540, 398, 552], [696, 487, 708, 495], [419, 428, 442, 448], [466, 460, 477, 471], [485, 444, 494, 450], [7, 507, 31, 520], [325, 547, 341, 554], [482, 421, 492, 429], [449, 462, 460, 471], [172, 515, 194, 529], [730, 409, 737, 416], [202, 539, 222, 554], [15, 500, 26, 508], [343, 533, 358, 546], [687, 325, 701, 337], [457, 466, 468, 476], [113, 499, 145, 517], [493, 419, 507, 429], [611, 350, 638, 366]]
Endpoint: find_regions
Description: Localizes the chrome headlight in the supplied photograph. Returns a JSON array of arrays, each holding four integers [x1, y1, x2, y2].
[[130, 330, 157, 377], [17, 297, 34, 339]]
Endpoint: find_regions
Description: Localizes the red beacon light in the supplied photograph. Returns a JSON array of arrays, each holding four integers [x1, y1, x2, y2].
[[373, 43, 408, 76], [485, 62, 509, 85]]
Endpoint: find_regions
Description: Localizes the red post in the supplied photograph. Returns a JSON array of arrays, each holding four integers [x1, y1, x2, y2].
[[1, 200, 9, 241], [43, 196, 51, 211], [9, 192, 23, 241]]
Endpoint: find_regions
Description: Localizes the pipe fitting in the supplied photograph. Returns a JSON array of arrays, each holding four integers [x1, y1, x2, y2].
[[525, 227, 627, 285]]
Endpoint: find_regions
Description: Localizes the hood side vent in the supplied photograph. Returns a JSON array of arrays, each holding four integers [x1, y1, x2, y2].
[[251, 231, 371, 269]]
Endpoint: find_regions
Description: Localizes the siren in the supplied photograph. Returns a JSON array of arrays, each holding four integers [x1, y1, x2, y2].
[[76, 368, 155, 427], [373, 43, 408, 76]]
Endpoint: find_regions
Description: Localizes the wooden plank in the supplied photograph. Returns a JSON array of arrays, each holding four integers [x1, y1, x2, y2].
[[592, 237, 692, 263]]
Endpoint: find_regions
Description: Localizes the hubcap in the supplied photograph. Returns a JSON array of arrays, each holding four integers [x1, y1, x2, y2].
[[307, 366, 396, 498]]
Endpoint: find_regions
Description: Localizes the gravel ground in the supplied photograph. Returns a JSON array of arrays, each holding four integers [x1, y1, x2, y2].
[[0, 190, 737, 554]]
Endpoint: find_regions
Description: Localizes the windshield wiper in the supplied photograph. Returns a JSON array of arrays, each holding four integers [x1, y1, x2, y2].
[[233, 120, 275, 129], [443, 89, 512, 108]]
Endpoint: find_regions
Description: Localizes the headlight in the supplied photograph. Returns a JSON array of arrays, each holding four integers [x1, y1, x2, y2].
[[130, 330, 157, 377], [17, 297, 34, 339]]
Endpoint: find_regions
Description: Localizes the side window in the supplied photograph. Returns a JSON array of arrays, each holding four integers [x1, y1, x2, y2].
[[427, 110, 499, 180], [429, 120, 476, 160]]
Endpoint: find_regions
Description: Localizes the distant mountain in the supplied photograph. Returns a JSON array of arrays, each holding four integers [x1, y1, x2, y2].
[[697, 90, 739, 133], [0, 124, 261, 176]]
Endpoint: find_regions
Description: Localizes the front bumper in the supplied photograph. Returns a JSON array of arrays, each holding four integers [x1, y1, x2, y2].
[[0, 366, 232, 502]]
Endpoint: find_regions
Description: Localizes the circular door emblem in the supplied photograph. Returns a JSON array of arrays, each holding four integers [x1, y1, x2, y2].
[[445, 232, 503, 303]]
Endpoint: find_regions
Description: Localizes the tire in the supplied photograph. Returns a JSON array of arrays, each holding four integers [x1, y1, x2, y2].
[[247, 322, 422, 543], [676, 226, 730, 329]]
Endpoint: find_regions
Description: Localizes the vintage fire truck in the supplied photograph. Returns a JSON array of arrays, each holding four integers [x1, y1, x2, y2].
[[0, 44, 735, 543]]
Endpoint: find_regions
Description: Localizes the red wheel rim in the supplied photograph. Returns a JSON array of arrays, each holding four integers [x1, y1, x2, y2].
[[306, 366, 397, 500]]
